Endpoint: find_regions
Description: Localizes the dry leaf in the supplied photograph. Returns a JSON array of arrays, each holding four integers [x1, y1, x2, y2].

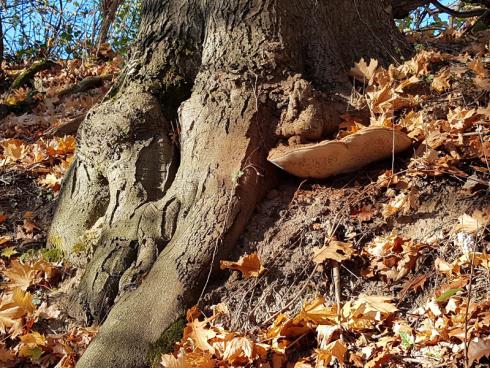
[[317, 339, 347, 366], [468, 58, 487, 77], [349, 58, 379, 82], [431, 69, 451, 93], [223, 336, 255, 365], [187, 319, 217, 354], [3, 260, 39, 290], [313, 241, 354, 264], [468, 336, 490, 366], [220, 253, 264, 278]]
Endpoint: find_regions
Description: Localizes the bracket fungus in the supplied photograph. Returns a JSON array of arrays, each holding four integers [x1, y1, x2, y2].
[[268, 126, 413, 179]]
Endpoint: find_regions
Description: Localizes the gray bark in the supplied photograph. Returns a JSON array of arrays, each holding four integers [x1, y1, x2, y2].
[[48, 1, 409, 367]]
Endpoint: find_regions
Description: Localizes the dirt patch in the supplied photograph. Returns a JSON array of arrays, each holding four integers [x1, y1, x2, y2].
[[202, 168, 489, 335]]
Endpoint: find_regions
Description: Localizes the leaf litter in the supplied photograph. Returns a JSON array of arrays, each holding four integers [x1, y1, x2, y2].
[[0, 22, 489, 368], [164, 31, 490, 368]]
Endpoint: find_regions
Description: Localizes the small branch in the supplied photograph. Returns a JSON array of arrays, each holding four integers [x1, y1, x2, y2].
[[332, 261, 341, 318], [431, 0, 487, 18]]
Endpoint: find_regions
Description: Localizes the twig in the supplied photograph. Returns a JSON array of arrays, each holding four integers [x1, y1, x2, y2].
[[463, 240, 478, 368], [332, 261, 341, 316]]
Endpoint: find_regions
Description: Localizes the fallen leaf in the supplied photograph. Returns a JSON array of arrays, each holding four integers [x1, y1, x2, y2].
[[313, 241, 354, 264], [223, 335, 255, 365], [12, 288, 35, 315], [220, 253, 264, 278], [3, 260, 39, 290], [1, 247, 17, 258], [431, 69, 451, 93], [468, 336, 490, 366], [468, 58, 487, 77], [349, 58, 378, 82], [186, 318, 217, 354]]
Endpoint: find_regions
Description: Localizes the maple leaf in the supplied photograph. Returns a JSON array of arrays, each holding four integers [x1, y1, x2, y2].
[[349, 58, 378, 82], [38, 173, 62, 191], [395, 75, 420, 93], [317, 325, 342, 349], [468, 58, 487, 78], [12, 288, 36, 315], [0, 297, 23, 335], [220, 253, 264, 278], [1, 139, 27, 162], [223, 335, 255, 365], [468, 336, 490, 366], [3, 259, 40, 290], [161, 352, 185, 368], [186, 318, 217, 354], [313, 241, 354, 264], [0, 343, 15, 364], [317, 339, 347, 366], [1, 247, 17, 258], [431, 69, 451, 93], [350, 296, 398, 321], [0, 214, 7, 224]]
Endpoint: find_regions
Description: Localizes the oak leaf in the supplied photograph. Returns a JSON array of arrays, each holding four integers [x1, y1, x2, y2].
[[468, 58, 487, 77]]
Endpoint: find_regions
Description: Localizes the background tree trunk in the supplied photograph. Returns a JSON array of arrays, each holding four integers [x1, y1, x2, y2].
[[97, 0, 122, 51], [48, 1, 409, 367]]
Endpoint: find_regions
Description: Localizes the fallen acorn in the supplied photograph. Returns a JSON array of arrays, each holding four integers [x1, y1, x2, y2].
[[268, 126, 413, 179]]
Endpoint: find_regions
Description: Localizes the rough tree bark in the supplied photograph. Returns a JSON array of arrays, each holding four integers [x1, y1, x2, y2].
[[48, 1, 409, 367]]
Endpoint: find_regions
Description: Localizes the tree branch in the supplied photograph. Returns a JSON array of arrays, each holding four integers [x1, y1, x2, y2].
[[392, 0, 430, 19], [392, 0, 488, 19], [431, 0, 487, 18]]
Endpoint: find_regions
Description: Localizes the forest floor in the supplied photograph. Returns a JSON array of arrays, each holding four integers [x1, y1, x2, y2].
[[0, 32, 489, 367]]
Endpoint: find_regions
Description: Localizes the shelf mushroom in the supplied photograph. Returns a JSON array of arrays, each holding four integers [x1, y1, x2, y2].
[[268, 126, 413, 179]]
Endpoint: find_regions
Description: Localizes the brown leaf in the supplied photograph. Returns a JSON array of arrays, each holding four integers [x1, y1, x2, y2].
[[468, 336, 490, 366], [0, 297, 23, 335], [12, 288, 35, 315], [220, 253, 264, 278], [349, 58, 378, 82], [223, 335, 255, 365], [468, 58, 487, 78], [187, 319, 217, 354], [431, 69, 451, 93], [313, 241, 354, 264], [3, 260, 39, 290], [399, 274, 428, 299]]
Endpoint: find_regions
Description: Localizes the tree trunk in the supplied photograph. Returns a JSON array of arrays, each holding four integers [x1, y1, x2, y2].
[[48, 1, 409, 367]]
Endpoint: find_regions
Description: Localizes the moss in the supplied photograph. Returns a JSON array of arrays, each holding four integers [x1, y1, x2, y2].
[[72, 242, 88, 254], [47, 232, 63, 249], [147, 316, 186, 368], [40, 247, 64, 262]]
